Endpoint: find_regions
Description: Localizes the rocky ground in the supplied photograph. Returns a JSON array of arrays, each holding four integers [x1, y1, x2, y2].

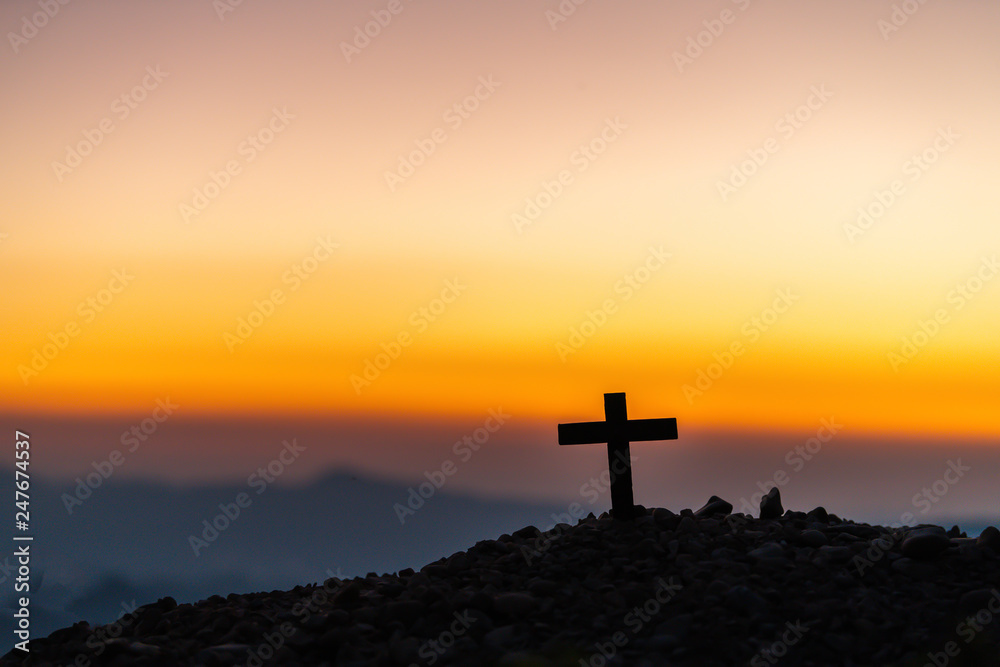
[[5, 490, 1000, 666]]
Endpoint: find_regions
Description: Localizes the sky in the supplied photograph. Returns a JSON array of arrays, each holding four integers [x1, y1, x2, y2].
[[2, 1, 999, 515]]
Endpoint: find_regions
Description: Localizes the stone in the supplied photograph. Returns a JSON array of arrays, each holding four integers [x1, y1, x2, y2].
[[155, 596, 178, 611], [527, 579, 559, 596], [806, 506, 830, 523], [815, 545, 853, 562], [446, 552, 471, 573], [134, 608, 164, 636], [655, 613, 693, 643], [385, 600, 424, 625], [494, 592, 536, 616], [125, 642, 162, 656], [958, 589, 999, 614], [759, 487, 783, 519], [748, 542, 786, 560], [652, 507, 678, 525], [725, 585, 768, 614], [483, 625, 519, 651], [978, 526, 1000, 551], [499, 651, 548, 666], [891, 557, 935, 578], [195, 644, 250, 662], [512, 525, 541, 539], [695, 495, 733, 517], [799, 530, 828, 548], [901, 527, 950, 559], [389, 636, 421, 664], [678, 516, 697, 533]]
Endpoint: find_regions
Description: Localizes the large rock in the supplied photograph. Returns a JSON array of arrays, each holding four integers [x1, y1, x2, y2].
[[901, 527, 950, 559], [759, 487, 783, 519], [978, 526, 1000, 552]]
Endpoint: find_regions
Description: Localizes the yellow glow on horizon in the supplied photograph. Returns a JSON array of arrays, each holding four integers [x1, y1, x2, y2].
[[3, 1, 998, 445]]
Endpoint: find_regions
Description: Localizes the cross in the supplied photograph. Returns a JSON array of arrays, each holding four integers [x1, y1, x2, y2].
[[558, 392, 678, 520]]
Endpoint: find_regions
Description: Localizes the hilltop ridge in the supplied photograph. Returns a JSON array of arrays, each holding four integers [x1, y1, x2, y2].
[[6, 495, 1000, 666]]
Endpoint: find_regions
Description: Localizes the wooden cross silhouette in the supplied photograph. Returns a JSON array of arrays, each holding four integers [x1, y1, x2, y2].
[[558, 392, 678, 520]]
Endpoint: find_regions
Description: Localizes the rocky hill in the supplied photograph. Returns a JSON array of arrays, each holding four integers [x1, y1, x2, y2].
[[6, 492, 1000, 666]]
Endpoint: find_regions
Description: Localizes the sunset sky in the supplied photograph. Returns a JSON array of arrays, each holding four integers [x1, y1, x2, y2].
[[3, 1, 999, 507]]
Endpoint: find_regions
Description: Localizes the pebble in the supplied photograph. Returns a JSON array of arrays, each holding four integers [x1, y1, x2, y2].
[[694, 495, 733, 517], [126, 642, 163, 657]]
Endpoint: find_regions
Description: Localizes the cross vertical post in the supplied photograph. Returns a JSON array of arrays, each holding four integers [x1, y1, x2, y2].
[[603, 392, 635, 520]]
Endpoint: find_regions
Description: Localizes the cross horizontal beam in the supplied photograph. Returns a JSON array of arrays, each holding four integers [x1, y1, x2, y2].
[[558, 417, 678, 446]]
